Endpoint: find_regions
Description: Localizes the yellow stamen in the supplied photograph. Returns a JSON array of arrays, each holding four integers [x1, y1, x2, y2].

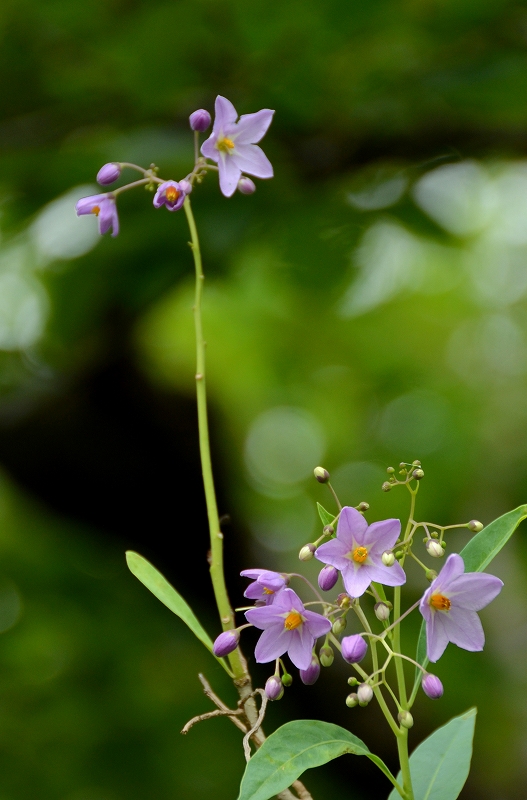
[[263, 588, 274, 595], [217, 136, 235, 153], [284, 611, 303, 631], [165, 186, 179, 202], [352, 546, 368, 564], [430, 593, 451, 611], [91, 205, 100, 216]]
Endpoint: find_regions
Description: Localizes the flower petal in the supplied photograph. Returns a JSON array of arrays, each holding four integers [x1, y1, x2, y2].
[[443, 606, 485, 652], [231, 144, 273, 179], [235, 109, 275, 144], [363, 518, 401, 553], [240, 569, 266, 580], [315, 538, 350, 571], [433, 553, 465, 592], [337, 507, 368, 548], [245, 604, 282, 628], [363, 560, 406, 588], [254, 624, 291, 663], [218, 153, 242, 197], [75, 194, 107, 215], [214, 96, 238, 132], [341, 563, 372, 597], [426, 610, 450, 662], [287, 626, 315, 670], [244, 583, 266, 600], [200, 134, 219, 162], [303, 610, 332, 639], [449, 573, 503, 611]]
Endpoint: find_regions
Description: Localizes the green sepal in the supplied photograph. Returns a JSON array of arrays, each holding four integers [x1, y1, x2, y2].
[[317, 502, 335, 528]]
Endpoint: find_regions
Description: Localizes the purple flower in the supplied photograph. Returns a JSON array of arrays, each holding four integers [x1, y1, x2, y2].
[[97, 163, 121, 185], [315, 507, 405, 598], [201, 96, 274, 198], [240, 569, 287, 604], [341, 634, 368, 664], [422, 673, 444, 699], [318, 565, 338, 592], [76, 194, 119, 237], [245, 588, 331, 670], [419, 553, 503, 663], [264, 675, 283, 701], [238, 176, 256, 195], [299, 654, 320, 685], [189, 109, 212, 132], [153, 180, 190, 212], [212, 629, 239, 657]]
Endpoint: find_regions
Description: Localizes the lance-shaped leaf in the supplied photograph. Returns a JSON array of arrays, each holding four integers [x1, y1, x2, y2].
[[388, 708, 476, 800], [126, 551, 214, 652], [237, 720, 400, 800], [414, 505, 527, 687], [317, 502, 335, 528]]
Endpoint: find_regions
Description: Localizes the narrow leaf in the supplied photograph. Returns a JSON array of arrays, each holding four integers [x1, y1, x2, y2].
[[126, 551, 214, 652], [237, 720, 399, 800], [388, 708, 476, 800], [317, 503, 335, 528], [415, 505, 527, 685]]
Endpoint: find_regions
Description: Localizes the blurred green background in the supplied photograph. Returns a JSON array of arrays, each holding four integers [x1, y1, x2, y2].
[[0, 0, 526, 797]]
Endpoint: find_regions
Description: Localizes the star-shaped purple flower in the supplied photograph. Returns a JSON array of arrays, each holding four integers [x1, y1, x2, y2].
[[245, 588, 331, 670], [240, 569, 287, 605], [201, 96, 274, 198], [153, 180, 190, 212], [76, 194, 119, 237], [315, 507, 405, 598], [420, 553, 503, 663]]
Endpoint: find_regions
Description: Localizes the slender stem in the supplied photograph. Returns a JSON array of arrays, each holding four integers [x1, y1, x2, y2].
[[326, 481, 342, 511], [396, 732, 414, 800], [183, 196, 248, 682]]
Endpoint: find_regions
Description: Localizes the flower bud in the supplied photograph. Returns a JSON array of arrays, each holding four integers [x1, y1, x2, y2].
[[300, 655, 320, 685], [281, 672, 293, 687], [345, 693, 358, 708], [398, 710, 414, 728], [381, 551, 395, 567], [412, 460, 421, 466], [337, 593, 351, 608], [238, 176, 256, 195], [357, 683, 373, 705], [179, 179, 192, 195], [323, 524, 334, 535], [381, 481, 392, 492], [387, 467, 395, 474], [347, 676, 358, 686], [357, 501, 369, 512], [212, 629, 239, 657], [426, 540, 445, 558], [341, 635, 368, 664], [265, 675, 284, 701], [318, 565, 339, 592], [189, 109, 211, 132], [468, 520, 483, 533], [422, 673, 444, 699], [332, 617, 347, 636], [314, 466, 330, 483], [97, 162, 121, 185], [298, 543, 316, 562], [319, 645, 334, 667], [374, 602, 391, 621], [412, 469, 425, 480], [425, 569, 438, 582]]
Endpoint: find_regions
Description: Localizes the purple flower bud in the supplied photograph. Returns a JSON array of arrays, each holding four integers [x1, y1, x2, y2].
[[422, 673, 444, 699], [299, 655, 320, 685], [189, 109, 211, 132], [179, 179, 192, 195], [318, 565, 338, 592], [341, 635, 368, 664], [97, 163, 121, 185], [238, 177, 256, 195], [212, 629, 239, 657], [265, 675, 284, 701]]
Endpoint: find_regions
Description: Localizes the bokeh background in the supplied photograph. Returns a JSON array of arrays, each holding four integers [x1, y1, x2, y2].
[[0, 1, 527, 798]]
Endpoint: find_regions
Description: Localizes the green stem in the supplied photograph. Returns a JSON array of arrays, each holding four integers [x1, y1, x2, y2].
[[396, 731, 414, 800], [183, 196, 248, 683]]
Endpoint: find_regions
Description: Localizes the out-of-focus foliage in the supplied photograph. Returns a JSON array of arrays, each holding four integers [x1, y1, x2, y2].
[[1, 0, 527, 798]]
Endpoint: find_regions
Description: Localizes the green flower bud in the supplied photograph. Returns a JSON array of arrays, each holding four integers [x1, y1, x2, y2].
[[332, 617, 347, 636], [387, 467, 395, 474], [347, 676, 358, 686], [425, 569, 438, 582], [323, 524, 334, 535], [374, 602, 391, 621], [281, 673, 293, 687], [398, 710, 414, 729], [357, 501, 369, 512], [426, 540, 445, 558], [382, 551, 395, 567], [314, 467, 330, 484], [345, 692, 359, 708], [412, 468, 425, 480], [319, 645, 334, 667], [298, 543, 316, 561], [337, 593, 351, 608], [382, 481, 392, 492], [468, 520, 483, 533], [412, 460, 421, 466]]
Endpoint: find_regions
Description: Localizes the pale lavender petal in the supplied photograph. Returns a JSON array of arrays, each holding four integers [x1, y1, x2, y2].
[[235, 109, 275, 144], [256, 571, 286, 592], [244, 583, 266, 600], [337, 507, 368, 547], [200, 134, 219, 162], [153, 188, 166, 208], [433, 554, 465, 591], [444, 607, 485, 652], [449, 573, 503, 611], [110, 204, 119, 237], [427, 612, 450, 663], [255, 624, 292, 663], [315, 538, 350, 571], [303, 610, 332, 639], [214, 95, 238, 132], [218, 154, 242, 197], [419, 588, 433, 623], [231, 144, 273, 179], [364, 519, 401, 553], [240, 569, 266, 580], [287, 626, 315, 670], [341, 564, 372, 598], [76, 194, 107, 215], [284, 588, 305, 614], [363, 560, 406, 587], [245, 604, 282, 628]]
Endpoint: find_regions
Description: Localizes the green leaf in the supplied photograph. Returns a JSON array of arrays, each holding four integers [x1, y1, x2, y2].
[[317, 502, 335, 528], [237, 720, 399, 800], [388, 708, 476, 800], [126, 551, 214, 652], [414, 505, 527, 686]]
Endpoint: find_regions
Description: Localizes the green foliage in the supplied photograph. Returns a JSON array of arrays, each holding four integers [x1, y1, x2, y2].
[[388, 709, 476, 800], [316, 502, 335, 527], [237, 720, 398, 800]]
